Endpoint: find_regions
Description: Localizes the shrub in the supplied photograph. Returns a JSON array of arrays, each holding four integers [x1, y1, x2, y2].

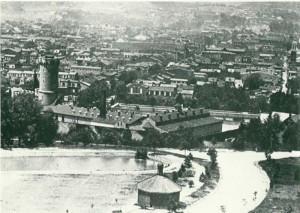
[[183, 168, 196, 177], [189, 180, 194, 188], [135, 149, 148, 159], [184, 156, 192, 168], [172, 171, 178, 182]]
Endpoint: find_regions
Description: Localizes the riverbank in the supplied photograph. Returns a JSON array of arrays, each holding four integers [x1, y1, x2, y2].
[[0, 148, 205, 213], [250, 157, 300, 213]]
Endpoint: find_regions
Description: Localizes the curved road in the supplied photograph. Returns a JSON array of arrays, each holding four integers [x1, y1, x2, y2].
[[160, 149, 300, 213]]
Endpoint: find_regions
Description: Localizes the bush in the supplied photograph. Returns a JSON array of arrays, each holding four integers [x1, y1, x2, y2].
[[178, 164, 186, 177], [184, 156, 192, 168], [183, 168, 196, 177], [199, 172, 206, 182], [135, 149, 148, 159], [188, 152, 194, 160], [207, 148, 218, 169], [172, 171, 178, 182], [232, 138, 245, 150], [189, 180, 194, 188]]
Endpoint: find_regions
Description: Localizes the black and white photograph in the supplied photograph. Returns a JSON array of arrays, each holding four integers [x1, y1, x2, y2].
[[1, 1, 300, 213]]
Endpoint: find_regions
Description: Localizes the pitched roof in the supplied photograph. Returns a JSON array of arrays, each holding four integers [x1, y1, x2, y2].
[[157, 116, 222, 132], [138, 175, 181, 194]]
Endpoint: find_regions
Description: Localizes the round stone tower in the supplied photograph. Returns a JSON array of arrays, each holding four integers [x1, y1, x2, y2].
[[38, 55, 60, 105]]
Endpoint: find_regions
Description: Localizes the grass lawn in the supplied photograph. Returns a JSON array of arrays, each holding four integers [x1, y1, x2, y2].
[[251, 157, 300, 213]]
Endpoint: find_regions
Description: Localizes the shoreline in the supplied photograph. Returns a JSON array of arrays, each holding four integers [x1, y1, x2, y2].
[[0, 147, 207, 213]]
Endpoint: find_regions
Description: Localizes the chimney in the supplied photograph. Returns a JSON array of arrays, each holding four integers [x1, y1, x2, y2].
[[157, 163, 164, 176]]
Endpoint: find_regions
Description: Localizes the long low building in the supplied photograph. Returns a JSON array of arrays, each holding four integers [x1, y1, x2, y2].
[[129, 108, 223, 139], [70, 65, 102, 75], [46, 104, 222, 140]]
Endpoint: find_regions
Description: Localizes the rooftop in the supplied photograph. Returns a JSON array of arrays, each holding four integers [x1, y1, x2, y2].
[[138, 175, 181, 194]]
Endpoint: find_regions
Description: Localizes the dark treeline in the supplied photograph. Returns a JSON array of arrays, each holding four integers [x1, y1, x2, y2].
[[1, 92, 58, 148], [233, 114, 300, 152]]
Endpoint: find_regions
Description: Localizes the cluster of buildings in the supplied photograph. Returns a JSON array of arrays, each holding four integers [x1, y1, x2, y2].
[[47, 103, 222, 141], [1, 4, 300, 144]]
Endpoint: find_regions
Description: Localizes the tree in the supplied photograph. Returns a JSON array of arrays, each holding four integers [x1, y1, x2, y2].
[[244, 74, 264, 90], [289, 77, 300, 94], [122, 129, 132, 145], [175, 93, 184, 105], [207, 148, 217, 169], [142, 129, 161, 149], [262, 113, 283, 156], [1, 93, 59, 148], [282, 121, 300, 151], [119, 71, 138, 84], [11, 94, 42, 147], [184, 155, 192, 168], [77, 80, 109, 116], [1, 89, 13, 147], [102, 129, 118, 146], [148, 64, 162, 75], [270, 92, 298, 114], [65, 127, 96, 146], [36, 111, 58, 146], [115, 81, 127, 101]]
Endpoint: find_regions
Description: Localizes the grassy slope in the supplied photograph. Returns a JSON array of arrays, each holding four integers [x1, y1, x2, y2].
[[251, 157, 300, 213]]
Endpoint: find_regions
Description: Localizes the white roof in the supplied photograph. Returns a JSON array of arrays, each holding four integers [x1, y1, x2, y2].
[[260, 112, 294, 123]]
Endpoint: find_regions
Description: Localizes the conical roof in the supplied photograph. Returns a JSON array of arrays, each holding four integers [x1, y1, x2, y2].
[[138, 175, 181, 194]]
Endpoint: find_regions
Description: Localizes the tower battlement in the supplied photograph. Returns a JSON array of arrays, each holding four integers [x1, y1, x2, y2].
[[38, 55, 60, 68]]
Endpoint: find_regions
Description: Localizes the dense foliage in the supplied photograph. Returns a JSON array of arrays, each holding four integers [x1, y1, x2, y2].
[[244, 74, 264, 90], [233, 115, 300, 152], [1, 93, 58, 148], [192, 84, 268, 112], [269, 92, 299, 114], [135, 149, 148, 159], [77, 80, 108, 117]]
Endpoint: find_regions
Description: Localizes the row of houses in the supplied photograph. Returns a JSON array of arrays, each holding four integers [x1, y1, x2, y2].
[[127, 80, 195, 99]]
